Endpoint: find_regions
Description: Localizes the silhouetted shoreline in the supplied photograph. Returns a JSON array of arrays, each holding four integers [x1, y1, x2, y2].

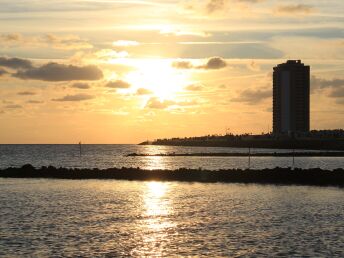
[[1, 165, 343, 187], [127, 152, 344, 157], [140, 139, 344, 150], [140, 131, 344, 150]]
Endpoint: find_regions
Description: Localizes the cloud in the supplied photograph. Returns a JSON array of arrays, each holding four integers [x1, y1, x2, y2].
[[145, 97, 174, 109], [232, 88, 271, 105], [14, 63, 103, 81], [206, 0, 225, 14], [0, 33, 93, 50], [238, 0, 264, 2], [203, 0, 264, 14], [112, 40, 140, 47], [42, 34, 93, 50], [0, 57, 33, 70], [275, 4, 314, 15], [185, 84, 204, 91], [172, 60, 193, 69], [71, 82, 91, 89], [329, 87, 344, 98], [136, 88, 153, 95], [52, 94, 94, 102], [0, 33, 22, 42], [311, 76, 344, 89], [247, 60, 260, 71], [311, 76, 344, 104], [0, 68, 8, 76], [145, 97, 198, 109], [200, 57, 227, 69], [105, 80, 131, 89], [172, 57, 227, 70], [27, 100, 44, 104], [17, 91, 36, 96], [4, 104, 22, 109]]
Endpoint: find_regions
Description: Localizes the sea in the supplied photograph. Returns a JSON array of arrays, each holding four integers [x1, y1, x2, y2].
[[0, 144, 343, 257], [0, 144, 343, 170]]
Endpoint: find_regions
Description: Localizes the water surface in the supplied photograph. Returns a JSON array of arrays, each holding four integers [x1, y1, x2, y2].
[[0, 144, 343, 170], [0, 178, 343, 257]]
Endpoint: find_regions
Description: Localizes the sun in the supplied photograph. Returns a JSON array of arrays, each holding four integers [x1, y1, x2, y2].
[[125, 59, 190, 100]]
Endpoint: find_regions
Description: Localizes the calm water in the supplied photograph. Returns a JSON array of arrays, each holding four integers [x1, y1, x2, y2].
[[0, 179, 343, 257], [0, 144, 343, 170]]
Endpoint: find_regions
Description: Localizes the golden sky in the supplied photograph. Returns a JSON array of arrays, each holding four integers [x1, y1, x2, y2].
[[0, 0, 343, 143]]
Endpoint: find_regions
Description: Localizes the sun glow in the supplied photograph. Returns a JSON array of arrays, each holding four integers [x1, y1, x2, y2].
[[125, 59, 191, 100]]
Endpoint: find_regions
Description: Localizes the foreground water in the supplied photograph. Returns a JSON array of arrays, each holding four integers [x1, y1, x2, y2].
[[0, 144, 343, 170], [0, 178, 343, 257]]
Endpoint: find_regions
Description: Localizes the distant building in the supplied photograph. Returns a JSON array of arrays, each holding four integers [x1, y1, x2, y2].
[[273, 60, 310, 134]]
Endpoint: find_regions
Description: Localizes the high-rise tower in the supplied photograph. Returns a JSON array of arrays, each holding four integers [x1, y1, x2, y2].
[[273, 60, 310, 134]]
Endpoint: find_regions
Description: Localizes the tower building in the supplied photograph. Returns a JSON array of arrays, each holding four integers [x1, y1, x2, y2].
[[273, 60, 310, 134]]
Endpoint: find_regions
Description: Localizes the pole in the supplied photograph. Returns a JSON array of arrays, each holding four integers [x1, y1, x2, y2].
[[79, 141, 82, 157]]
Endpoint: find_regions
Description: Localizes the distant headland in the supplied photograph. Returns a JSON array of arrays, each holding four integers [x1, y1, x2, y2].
[[140, 130, 344, 151]]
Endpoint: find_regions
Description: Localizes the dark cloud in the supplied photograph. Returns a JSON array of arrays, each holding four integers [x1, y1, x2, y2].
[[336, 99, 344, 105], [14, 63, 103, 81], [27, 100, 44, 104], [185, 84, 204, 91], [105, 80, 131, 89], [17, 91, 36, 96], [275, 4, 314, 15], [206, 0, 225, 14], [200, 57, 227, 69], [311, 76, 344, 103], [311, 76, 344, 89], [4, 104, 22, 109], [0, 57, 33, 70], [136, 88, 152, 95], [172, 57, 227, 70], [0, 68, 8, 76], [329, 87, 344, 98], [52, 94, 94, 102], [232, 88, 271, 105], [71, 82, 91, 89]]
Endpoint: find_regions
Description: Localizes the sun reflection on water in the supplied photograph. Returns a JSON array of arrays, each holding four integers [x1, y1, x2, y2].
[[132, 181, 175, 256]]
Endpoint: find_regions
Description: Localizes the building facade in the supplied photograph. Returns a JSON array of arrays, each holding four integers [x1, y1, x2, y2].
[[273, 60, 310, 134]]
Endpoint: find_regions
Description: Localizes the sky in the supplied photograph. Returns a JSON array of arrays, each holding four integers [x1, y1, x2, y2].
[[0, 0, 343, 143]]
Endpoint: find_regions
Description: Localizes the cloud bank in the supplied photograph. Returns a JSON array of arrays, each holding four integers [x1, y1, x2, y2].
[[172, 57, 227, 70], [105, 80, 131, 89], [0, 57, 33, 70], [52, 94, 94, 102], [14, 63, 103, 81], [232, 88, 271, 105]]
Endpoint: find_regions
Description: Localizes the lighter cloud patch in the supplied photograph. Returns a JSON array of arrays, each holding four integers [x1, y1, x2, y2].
[[112, 110, 129, 116], [113, 40, 140, 47], [96, 49, 129, 60], [0, 33, 93, 50], [274, 4, 314, 16]]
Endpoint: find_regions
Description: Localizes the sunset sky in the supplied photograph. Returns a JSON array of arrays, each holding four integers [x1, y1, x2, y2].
[[0, 0, 343, 143]]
